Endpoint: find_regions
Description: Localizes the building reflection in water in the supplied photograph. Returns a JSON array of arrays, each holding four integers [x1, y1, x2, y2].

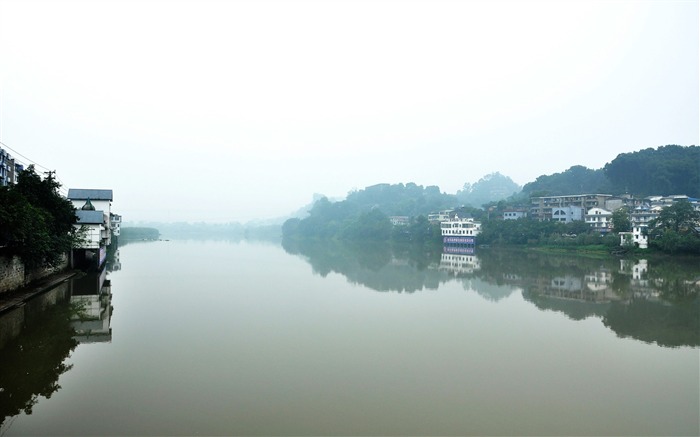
[[439, 252, 481, 276], [69, 265, 113, 344]]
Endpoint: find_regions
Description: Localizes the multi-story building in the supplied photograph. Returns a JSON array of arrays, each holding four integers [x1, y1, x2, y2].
[[0, 148, 24, 186], [551, 205, 583, 223], [585, 207, 613, 232], [68, 189, 117, 268], [530, 194, 612, 221], [110, 213, 122, 237]]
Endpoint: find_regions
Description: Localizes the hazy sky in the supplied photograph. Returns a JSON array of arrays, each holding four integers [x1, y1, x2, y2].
[[1, 0, 698, 223]]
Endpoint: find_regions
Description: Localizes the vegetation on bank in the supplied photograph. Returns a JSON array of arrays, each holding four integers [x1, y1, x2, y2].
[[282, 190, 448, 245], [0, 166, 81, 267], [120, 227, 160, 240], [283, 196, 700, 256]]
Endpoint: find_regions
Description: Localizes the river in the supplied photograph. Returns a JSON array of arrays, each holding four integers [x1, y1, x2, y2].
[[1, 239, 698, 435]]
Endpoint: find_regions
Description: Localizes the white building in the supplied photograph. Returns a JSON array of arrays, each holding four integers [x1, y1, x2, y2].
[[620, 225, 648, 249], [68, 189, 113, 216], [585, 207, 613, 232], [68, 189, 115, 247], [74, 210, 110, 249], [110, 213, 122, 237], [551, 205, 583, 223]]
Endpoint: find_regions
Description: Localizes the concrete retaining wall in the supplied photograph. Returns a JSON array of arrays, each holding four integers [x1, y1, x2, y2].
[[0, 253, 69, 295]]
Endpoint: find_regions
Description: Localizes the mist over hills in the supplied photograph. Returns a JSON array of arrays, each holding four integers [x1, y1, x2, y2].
[[124, 144, 698, 231]]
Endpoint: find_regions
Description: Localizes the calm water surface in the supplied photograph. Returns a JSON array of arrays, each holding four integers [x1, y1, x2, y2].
[[1, 239, 698, 435]]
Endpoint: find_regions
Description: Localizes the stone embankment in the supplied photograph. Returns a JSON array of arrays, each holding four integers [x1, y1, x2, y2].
[[0, 252, 69, 295]]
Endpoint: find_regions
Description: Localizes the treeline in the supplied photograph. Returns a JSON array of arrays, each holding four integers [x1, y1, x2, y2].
[[282, 195, 443, 244], [282, 183, 466, 244], [0, 166, 79, 267], [478, 218, 621, 249], [522, 145, 699, 197], [120, 227, 161, 240], [345, 182, 455, 216], [604, 145, 700, 197]]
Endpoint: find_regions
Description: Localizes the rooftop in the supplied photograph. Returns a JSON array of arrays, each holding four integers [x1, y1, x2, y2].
[[67, 188, 113, 201]]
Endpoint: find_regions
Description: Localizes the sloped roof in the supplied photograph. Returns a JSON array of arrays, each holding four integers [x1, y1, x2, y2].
[[67, 189, 113, 201], [75, 210, 105, 224]]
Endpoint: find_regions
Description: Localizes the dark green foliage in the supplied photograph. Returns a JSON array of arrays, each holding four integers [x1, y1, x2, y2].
[[522, 165, 611, 196], [603, 298, 699, 348], [649, 200, 699, 234], [604, 145, 700, 197], [611, 207, 631, 232], [647, 201, 700, 254], [341, 209, 392, 240], [478, 218, 620, 250], [0, 166, 79, 267], [0, 299, 78, 421], [478, 218, 562, 245]]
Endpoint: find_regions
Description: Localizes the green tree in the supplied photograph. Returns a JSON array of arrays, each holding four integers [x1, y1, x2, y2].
[[0, 166, 79, 267], [611, 207, 631, 232], [649, 201, 699, 234], [647, 201, 700, 254], [341, 208, 392, 240]]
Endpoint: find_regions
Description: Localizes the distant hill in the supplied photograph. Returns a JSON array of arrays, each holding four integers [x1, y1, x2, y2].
[[456, 172, 521, 207], [345, 182, 456, 217]]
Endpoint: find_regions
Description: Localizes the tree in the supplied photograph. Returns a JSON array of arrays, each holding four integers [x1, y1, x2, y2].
[[647, 201, 700, 254], [649, 201, 699, 234], [611, 207, 631, 232], [0, 166, 79, 267], [341, 208, 391, 241]]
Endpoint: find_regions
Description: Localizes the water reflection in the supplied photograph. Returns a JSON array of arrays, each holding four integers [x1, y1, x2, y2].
[[0, 284, 77, 426], [70, 267, 113, 343], [0, 263, 115, 428], [284, 239, 699, 347]]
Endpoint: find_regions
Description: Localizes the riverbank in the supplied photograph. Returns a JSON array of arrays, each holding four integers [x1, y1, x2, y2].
[[0, 270, 80, 316]]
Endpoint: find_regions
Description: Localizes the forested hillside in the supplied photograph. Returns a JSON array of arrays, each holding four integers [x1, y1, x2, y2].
[[283, 183, 454, 240], [521, 165, 610, 196], [521, 145, 699, 197], [604, 145, 699, 197], [345, 183, 455, 216]]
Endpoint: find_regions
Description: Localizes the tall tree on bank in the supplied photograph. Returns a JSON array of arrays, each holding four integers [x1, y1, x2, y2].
[[0, 166, 80, 267], [646, 200, 700, 254]]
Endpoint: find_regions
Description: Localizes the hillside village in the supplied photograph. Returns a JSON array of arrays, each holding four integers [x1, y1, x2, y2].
[[422, 193, 700, 250]]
